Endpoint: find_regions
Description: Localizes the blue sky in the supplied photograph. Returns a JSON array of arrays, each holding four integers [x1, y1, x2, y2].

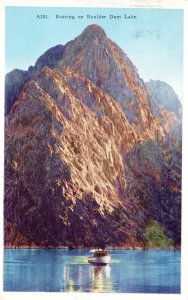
[[5, 7, 183, 100]]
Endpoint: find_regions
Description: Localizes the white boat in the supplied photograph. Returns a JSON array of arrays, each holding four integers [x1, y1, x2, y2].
[[87, 249, 110, 265]]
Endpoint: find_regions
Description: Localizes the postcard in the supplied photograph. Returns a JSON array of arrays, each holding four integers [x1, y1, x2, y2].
[[0, 0, 188, 300]]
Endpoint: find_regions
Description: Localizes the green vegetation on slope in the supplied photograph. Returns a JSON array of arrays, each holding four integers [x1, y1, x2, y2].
[[144, 220, 174, 248]]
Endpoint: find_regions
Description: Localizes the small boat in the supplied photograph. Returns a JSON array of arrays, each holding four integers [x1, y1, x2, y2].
[[87, 249, 110, 265]]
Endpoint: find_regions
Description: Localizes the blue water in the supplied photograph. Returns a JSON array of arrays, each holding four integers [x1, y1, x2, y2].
[[4, 249, 180, 293]]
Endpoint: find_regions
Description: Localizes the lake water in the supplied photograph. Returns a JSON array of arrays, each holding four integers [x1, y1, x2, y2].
[[4, 249, 180, 293]]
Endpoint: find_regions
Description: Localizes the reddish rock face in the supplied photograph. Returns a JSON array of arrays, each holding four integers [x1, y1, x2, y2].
[[4, 25, 181, 248]]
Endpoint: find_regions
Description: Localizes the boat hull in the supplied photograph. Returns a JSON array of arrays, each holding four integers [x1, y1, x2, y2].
[[87, 255, 110, 265]]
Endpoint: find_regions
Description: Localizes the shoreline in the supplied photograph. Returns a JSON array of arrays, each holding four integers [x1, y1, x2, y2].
[[4, 245, 181, 250]]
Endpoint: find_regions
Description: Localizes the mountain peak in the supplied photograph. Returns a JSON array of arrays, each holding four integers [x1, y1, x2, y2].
[[83, 24, 106, 33], [80, 24, 107, 40]]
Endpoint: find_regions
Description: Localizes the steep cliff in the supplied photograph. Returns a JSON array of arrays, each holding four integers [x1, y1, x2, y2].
[[4, 25, 181, 248]]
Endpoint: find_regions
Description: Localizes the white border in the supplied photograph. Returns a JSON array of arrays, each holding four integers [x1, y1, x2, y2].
[[181, 1, 188, 299], [0, 0, 186, 8], [0, 2, 5, 297], [0, 1, 187, 300]]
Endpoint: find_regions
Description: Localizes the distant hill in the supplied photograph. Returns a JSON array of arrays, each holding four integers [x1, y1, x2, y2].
[[146, 79, 182, 120]]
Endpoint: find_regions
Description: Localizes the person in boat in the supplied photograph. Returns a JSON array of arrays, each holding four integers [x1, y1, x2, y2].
[[93, 250, 109, 257]]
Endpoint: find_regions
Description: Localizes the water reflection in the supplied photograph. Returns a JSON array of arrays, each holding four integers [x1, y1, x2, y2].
[[4, 249, 180, 293], [63, 262, 112, 292], [89, 265, 112, 292]]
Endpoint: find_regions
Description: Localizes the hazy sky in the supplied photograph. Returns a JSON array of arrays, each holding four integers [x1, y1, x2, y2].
[[5, 7, 183, 100]]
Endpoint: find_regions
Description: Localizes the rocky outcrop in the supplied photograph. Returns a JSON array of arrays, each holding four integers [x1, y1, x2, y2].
[[4, 25, 181, 248], [146, 79, 182, 120], [5, 45, 65, 115], [5, 69, 29, 114], [4, 222, 38, 248]]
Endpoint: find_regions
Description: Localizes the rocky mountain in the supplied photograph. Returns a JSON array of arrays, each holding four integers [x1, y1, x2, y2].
[[5, 45, 65, 114], [4, 24, 181, 249], [146, 79, 182, 120], [5, 69, 28, 114]]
